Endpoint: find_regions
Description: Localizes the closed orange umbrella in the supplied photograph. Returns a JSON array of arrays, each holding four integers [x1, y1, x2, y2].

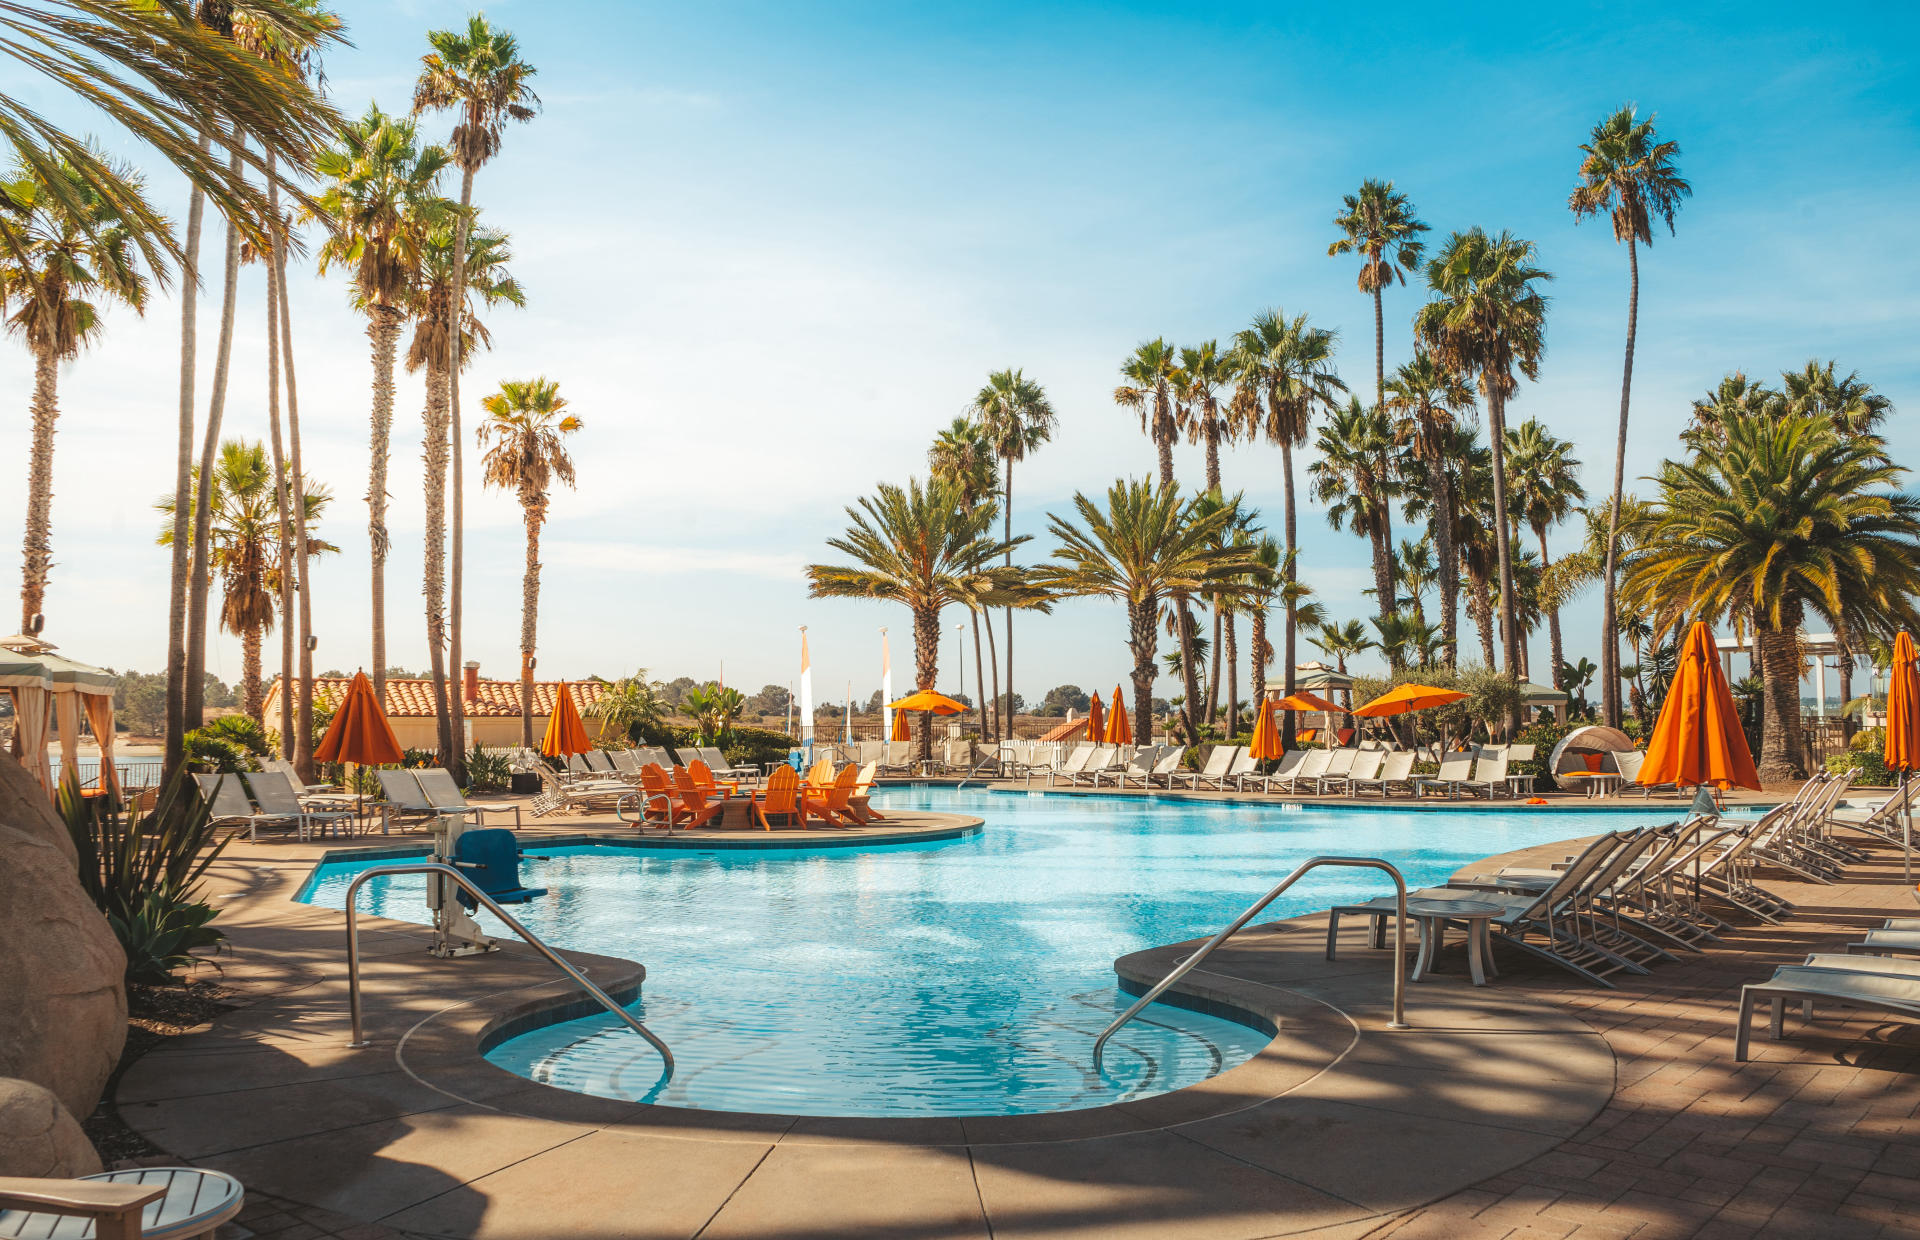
[[1247, 698, 1284, 761], [1105, 686, 1130, 744], [1086, 692, 1104, 744], [1639, 621, 1760, 792], [1877, 631, 1917, 882], [542, 681, 593, 758], [1353, 683, 1468, 717], [314, 671, 403, 766], [891, 708, 912, 741]]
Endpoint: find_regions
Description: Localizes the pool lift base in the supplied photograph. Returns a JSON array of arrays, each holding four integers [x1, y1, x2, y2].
[[428, 818, 498, 958]]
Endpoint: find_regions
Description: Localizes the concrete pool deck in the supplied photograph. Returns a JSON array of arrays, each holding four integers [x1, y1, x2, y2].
[[115, 796, 1920, 1239]]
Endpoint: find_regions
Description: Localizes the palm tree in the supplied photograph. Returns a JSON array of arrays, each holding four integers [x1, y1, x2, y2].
[[1504, 419, 1586, 679], [1243, 536, 1282, 704], [1328, 178, 1428, 430], [1115, 339, 1180, 486], [1780, 359, 1892, 439], [1570, 105, 1690, 727], [587, 671, 665, 746], [1686, 371, 1779, 448], [1308, 397, 1400, 626], [1624, 415, 1920, 780], [1415, 227, 1552, 721], [4, 149, 151, 631], [413, 14, 540, 762], [971, 368, 1056, 743], [1041, 480, 1247, 745], [312, 105, 451, 711], [477, 377, 581, 749], [157, 440, 333, 729], [929, 417, 1004, 734], [407, 218, 525, 768], [1228, 310, 1346, 728], [1394, 535, 1437, 626], [1175, 342, 1231, 493], [808, 478, 1019, 763], [1385, 349, 1476, 662]]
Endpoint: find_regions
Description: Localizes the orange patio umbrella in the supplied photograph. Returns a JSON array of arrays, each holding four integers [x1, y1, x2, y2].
[[1273, 690, 1341, 714], [1247, 698, 1284, 762], [1639, 621, 1760, 796], [314, 670, 403, 766], [1879, 631, 1918, 880], [1086, 692, 1105, 744], [1104, 686, 1130, 745], [1353, 683, 1467, 717], [542, 680, 594, 758], [888, 689, 967, 715], [890, 708, 912, 741]]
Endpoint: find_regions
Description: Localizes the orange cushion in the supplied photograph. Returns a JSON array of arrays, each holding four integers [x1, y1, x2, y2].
[[1582, 753, 1605, 773]]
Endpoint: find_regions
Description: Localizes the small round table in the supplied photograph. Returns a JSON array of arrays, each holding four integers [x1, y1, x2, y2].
[[1326, 894, 1505, 986]]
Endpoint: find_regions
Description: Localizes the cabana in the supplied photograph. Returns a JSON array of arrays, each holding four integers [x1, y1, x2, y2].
[[0, 635, 118, 798]]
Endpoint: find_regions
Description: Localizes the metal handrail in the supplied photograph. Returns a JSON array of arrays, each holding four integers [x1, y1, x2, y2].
[[341, 862, 673, 1075], [1093, 855, 1409, 1069]]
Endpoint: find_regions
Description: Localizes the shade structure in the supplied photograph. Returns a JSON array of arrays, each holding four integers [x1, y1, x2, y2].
[[1273, 690, 1342, 714], [1293, 662, 1353, 692], [890, 708, 912, 741], [1638, 621, 1760, 792], [1247, 699, 1284, 761], [1886, 632, 1919, 774], [540, 680, 594, 758], [314, 671, 404, 766], [1, 637, 119, 797], [1104, 686, 1130, 744], [1353, 683, 1468, 717], [1086, 692, 1105, 744], [888, 689, 967, 715], [1515, 681, 1568, 707]]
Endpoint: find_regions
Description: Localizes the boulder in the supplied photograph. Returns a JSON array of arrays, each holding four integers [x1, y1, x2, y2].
[[0, 755, 126, 1118], [0, 1077, 102, 1178]]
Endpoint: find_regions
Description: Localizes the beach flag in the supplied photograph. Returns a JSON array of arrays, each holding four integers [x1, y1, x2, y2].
[[881, 629, 893, 745], [799, 627, 814, 744]]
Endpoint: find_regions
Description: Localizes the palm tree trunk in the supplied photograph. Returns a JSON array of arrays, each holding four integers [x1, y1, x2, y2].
[[274, 220, 316, 780], [1156, 421, 1174, 488], [164, 132, 211, 783], [1250, 609, 1269, 703], [1224, 612, 1238, 736], [1470, 568, 1497, 668], [1431, 456, 1459, 665], [1281, 439, 1299, 748], [971, 609, 988, 742], [1600, 237, 1638, 730], [17, 349, 59, 633], [913, 605, 939, 764], [1204, 422, 1221, 494], [1536, 524, 1564, 681], [519, 493, 543, 751], [1206, 600, 1222, 726], [186, 135, 246, 730], [983, 609, 1001, 744], [1756, 614, 1805, 782], [1129, 597, 1158, 747], [367, 306, 402, 708], [422, 361, 456, 766], [1175, 598, 1202, 741], [241, 623, 264, 725], [262, 199, 295, 761], [1370, 523, 1395, 626], [1003, 453, 1014, 743], [1485, 384, 1521, 733], [446, 166, 477, 781]]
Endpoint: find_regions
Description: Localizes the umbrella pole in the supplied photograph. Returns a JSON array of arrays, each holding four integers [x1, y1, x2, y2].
[[1903, 770, 1912, 888]]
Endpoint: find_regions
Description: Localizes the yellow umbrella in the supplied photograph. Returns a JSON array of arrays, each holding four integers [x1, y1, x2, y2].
[[1246, 699, 1284, 761], [1104, 686, 1130, 745], [541, 680, 593, 758], [1353, 683, 1467, 717]]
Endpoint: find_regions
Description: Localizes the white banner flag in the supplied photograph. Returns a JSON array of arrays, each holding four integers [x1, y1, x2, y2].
[[881, 629, 892, 741], [799, 627, 814, 744]]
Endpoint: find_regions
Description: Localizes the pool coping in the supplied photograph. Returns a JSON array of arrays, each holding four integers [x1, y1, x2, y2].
[[116, 804, 1621, 1238]]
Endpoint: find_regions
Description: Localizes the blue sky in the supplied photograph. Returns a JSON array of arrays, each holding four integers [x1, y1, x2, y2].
[[4, 1, 1917, 709]]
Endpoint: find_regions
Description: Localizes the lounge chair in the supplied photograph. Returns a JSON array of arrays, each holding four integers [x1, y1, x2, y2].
[[1235, 749, 1304, 793], [1412, 753, 1474, 799], [246, 770, 357, 839], [1349, 750, 1416, 797], [697, 746, 758, 780], [1736, 965, 1920, 1061], [415, 766, 522, 829], [1169, 745, 1235, 790], [877, 741, 914, 776], [1320, 749, 1383, 796], [376, 769, 468, 832], [1142, 746, 1188, 787], [1062, 746, 1119, 786], [1610, 749, 1676, 798], [1454, 752, 1511, 800], [527, 762, 630, 818], [1092, 745, 1163, 788], [1310, 748, 1359, 793], [1270, 748, 1333, 794], [195, 772, 303, 842]]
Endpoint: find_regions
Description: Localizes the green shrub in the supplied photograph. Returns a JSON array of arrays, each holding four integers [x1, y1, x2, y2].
[[1827, 747, 1892, 786], [183, 730, 256, 773], [114, 891, 228, 986], [1851, 726, 1887, 754], [466, 744, 515, 792], [725, 725, 796, 771]]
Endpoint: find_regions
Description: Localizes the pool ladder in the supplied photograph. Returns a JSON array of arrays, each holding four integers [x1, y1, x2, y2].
[[1093, 855, 1409, 1069], [338, 862, 673, 1076]]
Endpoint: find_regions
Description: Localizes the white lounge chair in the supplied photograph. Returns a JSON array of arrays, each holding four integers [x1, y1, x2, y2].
[[1349, 750, 1416, 797], [1320, 749, 1383, 795], [416, 766, 523, 829], [247, 770, 357, 839], [1061, 746, 1118, 786], [1412, 753, 1474, 799], [1736, 964, 1920, 1061], [1236, 749, 1303, 792], [1270, 748, 1333, 794], [194, 772, 303, 842], [1170, 745, 1234, 790], [1092, 745, 1163, 788], [1455, 753, 1511, 800], [1142, 746, 1188, 787]]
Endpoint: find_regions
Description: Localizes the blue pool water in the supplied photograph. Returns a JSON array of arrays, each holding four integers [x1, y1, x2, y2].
[[298, 790, 1686, 1117]]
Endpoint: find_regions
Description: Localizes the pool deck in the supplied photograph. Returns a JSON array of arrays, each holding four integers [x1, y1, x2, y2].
[[115, 789, 1920, 1239]]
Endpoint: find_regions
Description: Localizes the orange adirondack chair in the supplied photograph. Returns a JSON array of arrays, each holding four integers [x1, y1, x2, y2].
[[668, 766, 727, 829], [803, 765, 862, 826], [634, 764, 680, 830], [803, 758, 834, 790], [688, 759, 725, 795], [753, 765, 827, 830]]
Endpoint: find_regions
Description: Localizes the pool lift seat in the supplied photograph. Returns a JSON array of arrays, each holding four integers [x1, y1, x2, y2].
[[429, 818, 547, 958]]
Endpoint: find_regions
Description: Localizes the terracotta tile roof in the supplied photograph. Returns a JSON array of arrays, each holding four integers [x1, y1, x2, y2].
[[1035, 717, 1091, 743], [275, 676, 607, 719]]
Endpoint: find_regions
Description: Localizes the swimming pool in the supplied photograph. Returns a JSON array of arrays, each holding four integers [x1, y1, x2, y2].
[[298, 789, 1686, 1117]]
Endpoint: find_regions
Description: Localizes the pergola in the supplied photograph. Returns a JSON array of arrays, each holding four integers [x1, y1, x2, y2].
[[0, 634, 118, 798], [1712, 632, 1856, 718]]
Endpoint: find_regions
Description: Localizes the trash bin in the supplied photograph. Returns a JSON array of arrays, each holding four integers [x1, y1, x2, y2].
[[510, 771, 541, 794]]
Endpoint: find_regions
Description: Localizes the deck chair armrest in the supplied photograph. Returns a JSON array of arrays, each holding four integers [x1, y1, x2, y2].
[[0, 1176, 164, 1218]]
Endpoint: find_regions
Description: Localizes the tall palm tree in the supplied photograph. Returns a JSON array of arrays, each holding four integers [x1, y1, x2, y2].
[[1327, 178, 1428, 446], [1394, 535, 1437, 627], [1175, 342, 1231, 493], [1624, 415, 1920, 780], [807, 477, 1019, 763], [1779, 359, 1892, 439], [1415, 227, 1552, 725], [1570, 105, 1690, 727], [1115, 339, 1180, 486], [312, 105, 451, 711], [1228, 309, 1346, 738], [406, 218, 525, 768], [413, 14, 540, 760], [477, 377, 581, 749], [1041, 480, 1247, 745], [1503, 419, 1585, 678], [929, 418, 1004, 737], [157, 440, 332, 728], [1243, 535, 1282, 704], [971, 368, 1056, 743], [3, 149, 151, 631], [1385, 349, 1475, 662], [1685, 371, 1779, 449], [1308, 397, 1400, 626]]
